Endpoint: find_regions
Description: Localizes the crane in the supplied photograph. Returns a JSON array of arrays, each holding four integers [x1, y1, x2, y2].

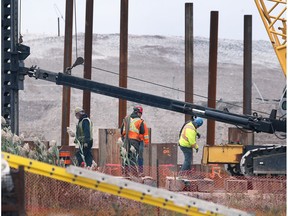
[[202, 0, 287, 176], [255, 0, 287, 117]]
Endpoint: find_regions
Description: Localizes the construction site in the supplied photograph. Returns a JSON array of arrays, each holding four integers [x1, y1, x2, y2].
[[1, 0, 287, 216]]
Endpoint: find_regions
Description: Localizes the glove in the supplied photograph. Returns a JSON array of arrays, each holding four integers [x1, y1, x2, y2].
[[195, 144, 199, 153], [67, 127, 75, 137], [83, 143, 88, 148], [196, 132, 201, 139]]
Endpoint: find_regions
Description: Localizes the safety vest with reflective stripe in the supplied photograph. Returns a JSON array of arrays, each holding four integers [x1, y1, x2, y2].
[[122, 116, 149, 145], [178, 121, 197, 148], [139, 122, 149, 145], [76, 117, 93, 144]]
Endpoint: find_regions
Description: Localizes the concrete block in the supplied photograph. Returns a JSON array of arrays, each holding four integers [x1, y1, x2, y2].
[[183, 179, 198, 192], [197, 178, 214, 192], [252, 179, 286, 193], [225, 179, 248, 193], [165, 177, 185, 191]]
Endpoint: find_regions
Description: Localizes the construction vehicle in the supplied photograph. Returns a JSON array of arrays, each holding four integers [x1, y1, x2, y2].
[[202, 0, 287, 176]]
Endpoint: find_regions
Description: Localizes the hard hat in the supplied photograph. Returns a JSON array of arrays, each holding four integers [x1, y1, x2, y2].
[[133, 105, 143, 114], [194, 117, 203, 127], [74, 107, 84, 115]]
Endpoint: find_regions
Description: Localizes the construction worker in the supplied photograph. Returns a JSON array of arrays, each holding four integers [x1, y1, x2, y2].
[[120, 105, 149, 176], [67, 107, 94, 167], [178, 116, 203, 177]]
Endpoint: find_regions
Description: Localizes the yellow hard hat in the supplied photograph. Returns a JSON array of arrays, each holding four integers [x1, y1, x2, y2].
[[74, 107, 84, 115]]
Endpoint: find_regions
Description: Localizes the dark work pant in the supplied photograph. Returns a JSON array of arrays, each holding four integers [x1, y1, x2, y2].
[[138, 141, 144, 173], [124, 139, 140, 166], [76, 141, 93, 167], [179, 145, 192, 172]]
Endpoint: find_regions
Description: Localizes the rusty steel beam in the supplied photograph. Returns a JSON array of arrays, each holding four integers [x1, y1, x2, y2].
[[118, 0, 129, 127], [185, 3, 194, 122], [207, 11, 219, 146], [61, 0, 73, 146], [83, 0, 94, 117], [243, 15, 252, 115]]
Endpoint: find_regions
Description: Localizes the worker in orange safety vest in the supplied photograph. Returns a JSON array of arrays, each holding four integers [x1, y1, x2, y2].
[[120, 105, 149, 176]]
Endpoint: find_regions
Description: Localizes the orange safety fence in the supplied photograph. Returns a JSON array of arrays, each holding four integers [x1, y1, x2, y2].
[[2, 164, 285, 216]]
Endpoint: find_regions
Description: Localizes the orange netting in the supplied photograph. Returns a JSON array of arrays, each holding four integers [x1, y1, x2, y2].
[[19, 165, 286, 216]]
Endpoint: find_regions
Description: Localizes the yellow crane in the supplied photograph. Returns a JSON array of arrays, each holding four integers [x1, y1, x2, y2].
[[255, 0, 286, 77], [255, 0, 286, 116]]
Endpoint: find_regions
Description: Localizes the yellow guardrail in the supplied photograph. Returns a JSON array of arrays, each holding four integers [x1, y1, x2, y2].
[[2, 152, 253, 216]]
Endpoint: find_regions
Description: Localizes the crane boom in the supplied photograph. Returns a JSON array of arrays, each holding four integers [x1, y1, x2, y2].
[[25, 66, 286, 134], [254, 0, 287, 76]]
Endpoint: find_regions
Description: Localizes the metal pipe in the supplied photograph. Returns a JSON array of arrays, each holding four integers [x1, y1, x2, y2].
[[83, 0, 94, 117], [185, 3, 194, 122], [118, 0, 129, 127], [207, 11, 219, 146], [243, 15, 252, 115], [61, 0, 73, 146]]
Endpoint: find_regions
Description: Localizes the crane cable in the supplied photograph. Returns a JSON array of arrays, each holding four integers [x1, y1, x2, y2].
[[91, 65, 281, 117], [54, 4, 65, 22], [54, 2, 78, 58]]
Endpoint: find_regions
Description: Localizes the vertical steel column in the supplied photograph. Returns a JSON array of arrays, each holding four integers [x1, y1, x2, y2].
[[206, 11, 219, 146], [184, 3, 194, 122], [83, 0, 94, 117], [118, 0, 129, 127], [58, 17, 60, 37], [61, 0, 73, 146], [243, 15, 252, 115], [1, 0, 18, 134]]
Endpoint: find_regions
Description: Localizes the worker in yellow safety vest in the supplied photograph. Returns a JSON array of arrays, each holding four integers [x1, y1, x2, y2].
[[178, 117, 203, 177]]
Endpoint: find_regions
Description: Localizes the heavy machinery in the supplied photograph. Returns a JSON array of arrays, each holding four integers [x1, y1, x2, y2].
[[2, 0, 286, 178], [202, 0, 287, 176]]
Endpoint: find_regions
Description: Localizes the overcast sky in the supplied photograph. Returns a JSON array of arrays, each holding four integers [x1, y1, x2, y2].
[[21, 0, 270, 41]]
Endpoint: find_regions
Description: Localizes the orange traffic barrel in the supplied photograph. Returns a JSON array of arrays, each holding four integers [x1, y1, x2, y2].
[[59, 151, 71, 166]]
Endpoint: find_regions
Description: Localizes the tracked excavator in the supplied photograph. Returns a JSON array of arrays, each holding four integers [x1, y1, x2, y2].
[[202, 0, 287, 176]]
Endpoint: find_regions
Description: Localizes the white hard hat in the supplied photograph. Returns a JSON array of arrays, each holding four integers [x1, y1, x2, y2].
[[74, 107, 84, 115]]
